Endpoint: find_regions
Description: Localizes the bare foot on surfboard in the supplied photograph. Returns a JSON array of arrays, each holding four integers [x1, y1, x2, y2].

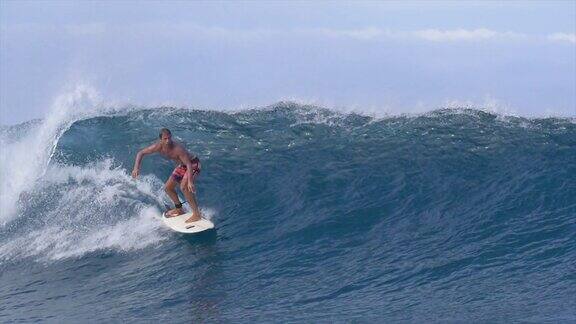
[[165, 208, 185, 217], [185, 213, 202, 223]]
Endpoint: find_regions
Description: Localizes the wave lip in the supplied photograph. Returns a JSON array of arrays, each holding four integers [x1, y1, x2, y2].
[[0, 86, 103, 226]]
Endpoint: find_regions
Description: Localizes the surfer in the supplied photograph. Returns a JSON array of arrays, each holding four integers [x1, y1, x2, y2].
[[131, 128, 202, 223]]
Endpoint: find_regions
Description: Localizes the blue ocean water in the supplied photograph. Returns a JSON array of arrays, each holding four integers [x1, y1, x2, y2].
[[1, 102, 575, 322]]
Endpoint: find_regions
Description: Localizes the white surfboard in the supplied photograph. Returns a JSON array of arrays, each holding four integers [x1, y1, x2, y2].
[[162, 212, 215, 234]]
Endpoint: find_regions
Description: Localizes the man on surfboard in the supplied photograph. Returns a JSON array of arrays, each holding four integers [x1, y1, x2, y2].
[[131, 128, 202, 223]]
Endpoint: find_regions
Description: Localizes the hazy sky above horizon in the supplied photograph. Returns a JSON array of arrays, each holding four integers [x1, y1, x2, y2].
[[1, 0, 575, 124]]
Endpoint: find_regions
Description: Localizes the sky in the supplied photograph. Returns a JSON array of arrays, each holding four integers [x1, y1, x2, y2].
[[0, 0, 575, 124]]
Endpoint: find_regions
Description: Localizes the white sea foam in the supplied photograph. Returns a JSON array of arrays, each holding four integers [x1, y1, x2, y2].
[[0, 159, 170, 262], [0, 206, 165, 261], [0, 85, 102, 225]]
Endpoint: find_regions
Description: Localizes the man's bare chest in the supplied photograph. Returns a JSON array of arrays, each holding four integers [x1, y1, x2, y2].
[[159, 148, 180, 161]]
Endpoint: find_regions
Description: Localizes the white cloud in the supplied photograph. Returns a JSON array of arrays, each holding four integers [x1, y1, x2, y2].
[[307, 27, 526, 42], [314, 27, 391, 40], [3, 22, 574, 45], [411, 28, 524, 42], [547, 33, 576, 44]]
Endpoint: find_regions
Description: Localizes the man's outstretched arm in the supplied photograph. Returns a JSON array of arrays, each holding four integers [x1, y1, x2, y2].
[[132, 143, 160, 178]]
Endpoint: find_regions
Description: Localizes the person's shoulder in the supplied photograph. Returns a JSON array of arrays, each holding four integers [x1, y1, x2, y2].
[[174, 142, 188, 153], [147, 141, 162, 151]]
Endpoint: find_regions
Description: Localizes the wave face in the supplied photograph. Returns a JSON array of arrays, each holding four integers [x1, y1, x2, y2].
[[1, 103, 575, 322]]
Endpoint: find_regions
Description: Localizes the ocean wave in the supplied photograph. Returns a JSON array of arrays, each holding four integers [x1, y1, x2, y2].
[[1, 98, 575, 321]]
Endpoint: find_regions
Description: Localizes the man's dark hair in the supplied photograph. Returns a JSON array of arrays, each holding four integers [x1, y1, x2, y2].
[[159, 128, 172, 139]]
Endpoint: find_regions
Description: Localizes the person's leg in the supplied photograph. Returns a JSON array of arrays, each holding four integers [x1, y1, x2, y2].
[[165, 176, 184, 217], [180, 172, 202, 222]]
